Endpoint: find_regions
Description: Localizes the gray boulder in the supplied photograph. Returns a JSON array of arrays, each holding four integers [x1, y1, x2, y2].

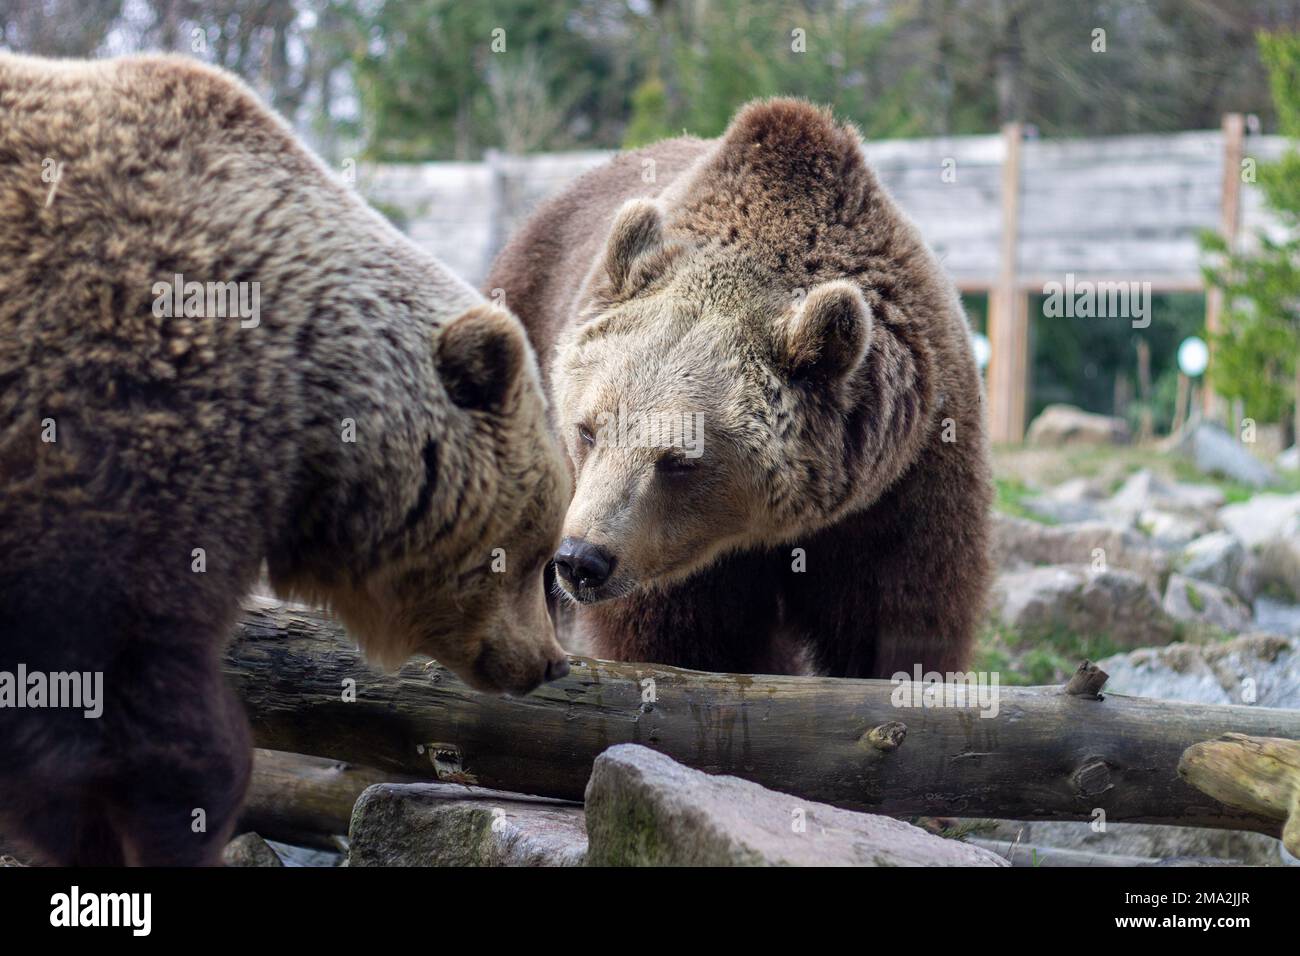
[[1026, 404, 1130, 447], [1254, 514, 1300, 602], [991, 565, 1176, 647], [1099, 632, 1300, 708], [1256, 596, 1300, 637], [1136, 509, 1210, 549], [1022, 477, 1108, 524], [991, 513, 1171, 590], [584, 744, 1005, 867], [1106, 469, 1224, 522], [1162, 573, 1252, 633], [1177, 531, 1248, 596], [348, 784, 587, 867], [1219, 493, 1300, 549], [1173, 422, 1275, 488], [222, 832, 284, 867]]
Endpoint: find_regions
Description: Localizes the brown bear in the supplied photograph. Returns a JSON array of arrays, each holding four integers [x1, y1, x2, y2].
[[487, 99, 992, 679], [0, 53, 569, 865]]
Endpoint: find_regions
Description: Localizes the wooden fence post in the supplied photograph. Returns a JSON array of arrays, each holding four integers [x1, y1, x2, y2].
[[987, 121, 1028, 444], [1203, 113, 1246, 420]]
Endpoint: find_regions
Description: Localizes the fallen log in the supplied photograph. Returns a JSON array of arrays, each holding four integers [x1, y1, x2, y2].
[[1178, 733, 1300, 855], [224, 597, 1300, 838], [239, 748, 582, 848], [239, 749, 417, 849]]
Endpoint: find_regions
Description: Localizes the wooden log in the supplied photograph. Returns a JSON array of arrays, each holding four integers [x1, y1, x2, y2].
[[239, 749, 417, 849], [1063, 660, 1108, 699], [239, 748, 580, 849], [224, 598, 1300, 837], [1178, 733, 1300, 856]]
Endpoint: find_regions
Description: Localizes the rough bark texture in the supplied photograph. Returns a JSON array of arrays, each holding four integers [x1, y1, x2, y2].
[[225, 598, 1300, 838], [1178, 733, 1300, 855], [239, 748, 417, 849]]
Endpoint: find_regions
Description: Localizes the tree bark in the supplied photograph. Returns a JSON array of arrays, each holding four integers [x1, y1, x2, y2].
[[1178, 733, 1300, 855], [239, 749, 417, 849], [225, 598, 1300, 839]]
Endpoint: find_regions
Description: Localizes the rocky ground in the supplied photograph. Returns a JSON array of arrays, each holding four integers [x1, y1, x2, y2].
[[207, 415, 1296, 869], [984, 418, 1300, 702], [6, 410, 1297, 869]]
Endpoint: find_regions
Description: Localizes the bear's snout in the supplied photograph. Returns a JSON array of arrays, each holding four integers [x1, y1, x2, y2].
[[554, 537, 616, 596]]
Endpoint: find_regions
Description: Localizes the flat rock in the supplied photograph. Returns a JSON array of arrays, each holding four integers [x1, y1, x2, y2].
[[584, 744, 1006, 867], [991, 565, 1175, 647], [348, 784, 587, 866]]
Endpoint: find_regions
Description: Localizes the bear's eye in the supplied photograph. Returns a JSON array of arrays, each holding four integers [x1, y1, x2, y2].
[[655, 454, 697, 476], [577, 423, 596, 447]]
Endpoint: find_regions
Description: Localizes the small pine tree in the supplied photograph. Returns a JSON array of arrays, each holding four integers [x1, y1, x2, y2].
[[1201, 31, 1300, 439], [623, 76, 672, 149]]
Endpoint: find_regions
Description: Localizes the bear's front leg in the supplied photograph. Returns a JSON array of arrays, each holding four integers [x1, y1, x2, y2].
[[784, 463, 989, 680], [60, 633, 255, 867]]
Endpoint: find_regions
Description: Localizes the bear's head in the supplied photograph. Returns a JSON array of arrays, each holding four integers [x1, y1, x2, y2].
[[274, 304, 571, 696], [550, 98, 944, 607]]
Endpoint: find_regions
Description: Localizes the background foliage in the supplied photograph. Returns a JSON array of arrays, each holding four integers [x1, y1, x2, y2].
[[3, 0, 1298, 427], [1201, 29, 1300, 431]]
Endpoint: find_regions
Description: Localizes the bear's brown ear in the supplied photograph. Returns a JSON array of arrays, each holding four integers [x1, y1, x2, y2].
[[603, 198, 664, 292], [779, 280, 871, 382], [435, 303, 529, 412]]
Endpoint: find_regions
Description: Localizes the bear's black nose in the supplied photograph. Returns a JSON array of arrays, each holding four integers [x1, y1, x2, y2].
[[555, 538, 616, 591], [545, 657, 571, 682]]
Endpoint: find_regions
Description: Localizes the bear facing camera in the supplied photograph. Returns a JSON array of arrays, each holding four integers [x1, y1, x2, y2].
[[488, 98, 993, 679]]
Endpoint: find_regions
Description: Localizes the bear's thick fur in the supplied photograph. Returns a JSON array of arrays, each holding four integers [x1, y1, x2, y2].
[[0, 54, 569, 865], [487, 99, 992, 679]]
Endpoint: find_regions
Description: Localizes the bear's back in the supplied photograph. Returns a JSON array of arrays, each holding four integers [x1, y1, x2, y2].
[[0, 55, 367, 640]]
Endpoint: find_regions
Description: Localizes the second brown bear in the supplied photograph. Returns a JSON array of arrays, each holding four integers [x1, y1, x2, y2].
[[487, 99, 993, 679]]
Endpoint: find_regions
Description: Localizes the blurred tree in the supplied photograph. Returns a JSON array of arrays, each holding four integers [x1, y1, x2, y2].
[[624, 75, 672, 148], [1202, 30, 1300, 436], [624, 0, 923, 142], [4, 0, 1300, 158], [351, 0, 623, 159], [0, 0, 359, 153]]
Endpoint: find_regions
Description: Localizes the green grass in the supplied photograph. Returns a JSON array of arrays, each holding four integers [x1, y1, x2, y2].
[[974, 622, 1135, 686], [994, 476, 1055, 524], [994, 444, 1300, 503]]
